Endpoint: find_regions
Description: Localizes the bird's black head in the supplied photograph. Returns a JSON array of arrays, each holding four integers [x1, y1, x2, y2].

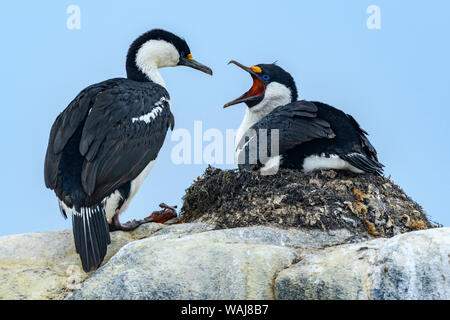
[[224, 61, 298, 109], [126, 29, 212, 82]]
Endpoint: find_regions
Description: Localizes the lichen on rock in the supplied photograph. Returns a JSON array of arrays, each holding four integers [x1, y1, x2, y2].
[[180, 166, 438, 238]]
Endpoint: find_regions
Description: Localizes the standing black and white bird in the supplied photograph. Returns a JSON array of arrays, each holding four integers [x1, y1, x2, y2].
[[44, 29, 212, 272], [224, 61, 383, 175]]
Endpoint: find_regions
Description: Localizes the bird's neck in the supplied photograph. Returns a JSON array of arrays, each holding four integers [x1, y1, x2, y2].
[[126, 54, 167, 89], [236, 83, 293, 146], [236, 108, 264, 147], [127, 39, 181, 88], [140, 63, 167, 89], [251, 83, 293, 115]]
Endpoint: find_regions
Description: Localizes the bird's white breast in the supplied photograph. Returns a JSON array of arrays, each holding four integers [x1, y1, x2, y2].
[[302, 154, 363, 173], [235, 82, 292, 161], [103, 190, 123, 219], [102, 159, 158, 219], [236, 108, 263, 146], [116, 159, 157, 216]]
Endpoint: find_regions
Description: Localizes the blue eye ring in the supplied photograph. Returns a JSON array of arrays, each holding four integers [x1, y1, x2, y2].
[[262, 74, 270, 81], [180, 51, 185, 57]]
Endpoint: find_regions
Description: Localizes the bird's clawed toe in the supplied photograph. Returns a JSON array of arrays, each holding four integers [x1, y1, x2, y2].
[[144, 203, 178, 224]]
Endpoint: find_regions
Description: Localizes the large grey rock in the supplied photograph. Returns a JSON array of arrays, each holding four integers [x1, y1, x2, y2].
[[275, 227, 450, 300], [69, 226, 367, 300], [2, 216, 446, 300], [275, 238, 386, 299], [369, 227, 450, 299], [150, 226, 362, 249], [0, 223, 165, 300], [150, 222, 216, 240]]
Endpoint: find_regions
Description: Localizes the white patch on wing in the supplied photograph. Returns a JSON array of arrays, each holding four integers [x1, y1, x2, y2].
[[132, 106, 162, 124], [131, 97, 168, 124], [302, 154, 364, 173]]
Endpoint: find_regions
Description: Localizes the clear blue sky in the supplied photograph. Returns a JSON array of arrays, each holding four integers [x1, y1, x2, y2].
[[0, 0, 448, 236]]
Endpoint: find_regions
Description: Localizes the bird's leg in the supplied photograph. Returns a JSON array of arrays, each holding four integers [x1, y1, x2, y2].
[[108, 211, 151, 232], [108, 203, 178, 232]]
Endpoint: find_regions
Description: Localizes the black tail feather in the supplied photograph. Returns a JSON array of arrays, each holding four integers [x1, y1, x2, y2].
[[72, 204, 111, 272], [341, 153, 384, 176], [84, 208, 100, 268], [92, 204, 110, 259], [72, 215, 81, 254]]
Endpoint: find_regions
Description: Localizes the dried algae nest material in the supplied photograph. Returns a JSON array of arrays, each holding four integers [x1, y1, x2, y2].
[[180, 166, 439, 238]]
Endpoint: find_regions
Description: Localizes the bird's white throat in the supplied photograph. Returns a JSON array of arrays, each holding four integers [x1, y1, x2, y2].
[[236, 82, 292, 146], [135, 40, 180, 88]]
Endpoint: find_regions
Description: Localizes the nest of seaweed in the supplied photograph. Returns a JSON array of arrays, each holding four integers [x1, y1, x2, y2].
[[180, 166, 438, 238]]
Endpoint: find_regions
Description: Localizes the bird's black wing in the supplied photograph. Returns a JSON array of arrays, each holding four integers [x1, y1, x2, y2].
[[44, 80, 117, 190], [237, 100, 335, 170], [44, 79, 173, 272], [340, 113, 384, 175], [79, 81, 173, 205], [345, 114, 379, 161]]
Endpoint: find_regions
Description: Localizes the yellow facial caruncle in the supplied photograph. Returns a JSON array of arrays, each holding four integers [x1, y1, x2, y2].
[[187, 53, 193, 60], [250, 65, 262, 73]]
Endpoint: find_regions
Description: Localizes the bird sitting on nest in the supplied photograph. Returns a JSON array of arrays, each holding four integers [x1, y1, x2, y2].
[[224, 61, 383, 176]]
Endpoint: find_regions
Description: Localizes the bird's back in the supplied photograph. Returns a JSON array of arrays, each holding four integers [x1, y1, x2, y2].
[[237, 100, 383, 175], [282, 101, 382, 173], [45, 78, 171, 207], [44, 78, 172, 272]]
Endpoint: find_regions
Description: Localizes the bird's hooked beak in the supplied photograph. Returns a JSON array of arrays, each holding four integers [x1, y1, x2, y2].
[[224, 60, 265, 108], [178, 54, 213, 75]]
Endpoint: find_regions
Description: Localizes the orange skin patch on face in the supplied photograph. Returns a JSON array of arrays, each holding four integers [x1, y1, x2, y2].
[[250, 65, 262, 73], [249, 77, 265, 96], [239, 77, 265, 100], [223, 62, 266, 108]]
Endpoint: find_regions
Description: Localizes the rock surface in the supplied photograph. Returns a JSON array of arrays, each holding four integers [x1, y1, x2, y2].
[[275, 227, 450, 300], [1, 223, 448, 300], [0, 223, 164, 300], [0, 169, 447, 300], [68, 225, 363, 300], [181, 167, 437, 237]]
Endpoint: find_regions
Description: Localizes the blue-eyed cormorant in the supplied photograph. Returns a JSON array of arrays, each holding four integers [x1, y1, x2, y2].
[[224, 61, 383, 175], [44, 29, 212, 272]]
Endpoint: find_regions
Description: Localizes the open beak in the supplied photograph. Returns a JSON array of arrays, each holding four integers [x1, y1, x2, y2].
[[224, 60, 265, 108], [178, 57, 213, 75]]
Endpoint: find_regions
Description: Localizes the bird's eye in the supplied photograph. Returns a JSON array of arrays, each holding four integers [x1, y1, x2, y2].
[[262, 75, 270, 81], [180, 51, 185, 57]]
